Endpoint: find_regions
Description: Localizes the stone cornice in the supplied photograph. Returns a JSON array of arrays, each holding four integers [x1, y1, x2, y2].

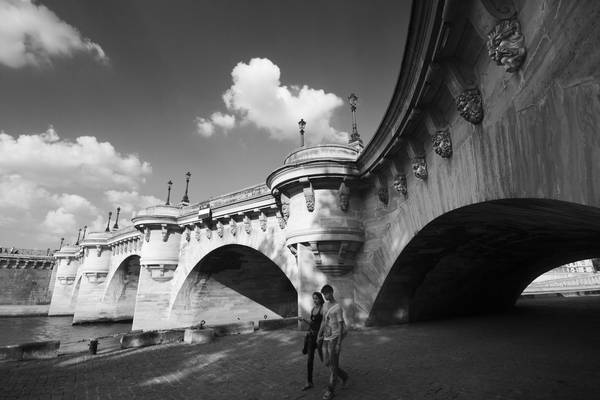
[[356, 0, 444, 174], [267, 160, 360, 192], [105, 227, 141, 245]]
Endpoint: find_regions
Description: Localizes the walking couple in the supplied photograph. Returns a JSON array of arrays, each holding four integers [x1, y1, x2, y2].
[[300, 284, 348, 400]]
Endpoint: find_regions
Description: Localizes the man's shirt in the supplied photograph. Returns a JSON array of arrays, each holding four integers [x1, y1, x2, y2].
[[323, 303, 344, 341]]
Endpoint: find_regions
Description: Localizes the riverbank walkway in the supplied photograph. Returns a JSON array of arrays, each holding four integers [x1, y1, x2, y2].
[[1, 297, 599, 400]]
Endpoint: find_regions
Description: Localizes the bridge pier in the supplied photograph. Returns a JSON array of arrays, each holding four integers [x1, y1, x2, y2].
[[131, 205, 182, 331], [72, 234, 112, 323], [48, 246, 81, 316]]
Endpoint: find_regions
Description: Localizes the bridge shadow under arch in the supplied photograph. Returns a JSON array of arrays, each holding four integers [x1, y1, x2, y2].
[[171, 244, 297, 326], [369, 199, 600, 325], [102, 255, 140, 320]]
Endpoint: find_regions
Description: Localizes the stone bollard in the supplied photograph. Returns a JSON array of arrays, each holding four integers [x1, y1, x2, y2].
[[184, 328, 215, 344], [88, 339, 98, 355]]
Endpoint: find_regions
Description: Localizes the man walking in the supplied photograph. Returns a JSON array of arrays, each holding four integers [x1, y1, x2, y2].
[[318, 284, 348, 399]]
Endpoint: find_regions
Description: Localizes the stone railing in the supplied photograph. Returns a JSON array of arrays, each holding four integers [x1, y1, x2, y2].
[[0, 253, 55, 269], [206, 183, 270, 209], [0, 247, 54, 256]]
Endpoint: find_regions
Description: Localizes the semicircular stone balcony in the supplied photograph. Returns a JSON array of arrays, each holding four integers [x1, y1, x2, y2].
[[132, 204, 183, 281], [267, 144, 364, 276]]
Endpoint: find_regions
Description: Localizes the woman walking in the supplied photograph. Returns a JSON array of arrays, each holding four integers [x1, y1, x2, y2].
[[300, 292, 324, 391]]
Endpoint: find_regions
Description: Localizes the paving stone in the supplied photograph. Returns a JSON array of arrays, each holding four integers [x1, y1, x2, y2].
[[1, 298, 599, 400]]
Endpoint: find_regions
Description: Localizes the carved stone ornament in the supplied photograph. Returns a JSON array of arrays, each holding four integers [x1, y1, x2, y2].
[[84, 271, 107, 284], [137, 238, 143, 251], [276, 211, 286, 229], [303, 182, 315, 212], [194, 225, 201, 241], [216, 221, 224, 238], [259, 212, 267, 232], [161, 224, 169, 242], [456, 88, 483, 124], [145, 264, 177, 282], [487, 17, 526, 73], [393, 174, 408, 197], [230, 219, 237, 237], [206, 226, 212, 240], [85, 247, 89, 257], [96, 245, 102, 257], [57, 276, 76, 286], [144, 226, 151, 243], [412, 157, 428, 180], [243, 215, 251, 234], [338, 181, 350, 212], [432, 129, 453, 158], [281, 202, 290, 221]]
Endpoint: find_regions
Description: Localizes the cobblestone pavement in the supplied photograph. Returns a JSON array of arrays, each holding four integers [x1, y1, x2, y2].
[[1, 297, 600, 400]]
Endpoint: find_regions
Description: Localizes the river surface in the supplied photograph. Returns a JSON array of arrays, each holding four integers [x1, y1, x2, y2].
[[0, 316, 131, 352]]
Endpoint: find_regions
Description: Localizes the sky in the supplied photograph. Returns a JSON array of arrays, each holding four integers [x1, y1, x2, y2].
[[0, 0, 411, 249]]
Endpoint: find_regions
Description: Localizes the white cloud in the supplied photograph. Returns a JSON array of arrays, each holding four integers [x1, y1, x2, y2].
[[210, 112, 235, 130], [196, 57, 348, 144], [194, 112, 235, 137], [0, 126, 152, 190], [42, 207, 78, 237], [194, 117, 215, 137], [0, 126, 157, 248], [0, 0, 108, 68], [0, 174, 50, 209], [105, 190, 162, 221]]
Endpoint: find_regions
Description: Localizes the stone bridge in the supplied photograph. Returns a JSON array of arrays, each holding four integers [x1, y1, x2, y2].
[[49, 0, 600, 330]]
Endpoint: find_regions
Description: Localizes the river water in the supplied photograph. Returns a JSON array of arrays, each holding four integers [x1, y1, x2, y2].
[[0, 316, 131, 353]]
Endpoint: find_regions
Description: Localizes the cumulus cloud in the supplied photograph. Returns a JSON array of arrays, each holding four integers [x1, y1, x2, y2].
[[195, 112, 235, 137], [0, 0, 108, 68], [0, 174, 50, 209], [105, 190, 162, 221], [0, 126, 151, 190], [0, 126, 158, 248], [195, 58, 348, 144]]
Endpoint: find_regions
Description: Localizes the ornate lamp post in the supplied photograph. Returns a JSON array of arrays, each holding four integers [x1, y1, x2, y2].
[[105, 211, 112, 233], [348, 93, 363, 146], [113, 207, 121, 230], [298, 119, 306, 147], [59, 237, 64, 250], [181, 172, 191, 204], [82, 225, 87, 241], [75, 228, 82, 245], [165, 180, 173, 205]]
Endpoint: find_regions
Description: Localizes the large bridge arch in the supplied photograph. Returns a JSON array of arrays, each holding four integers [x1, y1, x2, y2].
[[101, 254, 140, 321], [170, 244, 297, 327], [368, 199, 600, 325]]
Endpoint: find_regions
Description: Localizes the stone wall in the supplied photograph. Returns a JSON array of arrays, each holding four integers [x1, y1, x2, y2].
[[0, 251, 55, 305], [0, 268, 53, 305]]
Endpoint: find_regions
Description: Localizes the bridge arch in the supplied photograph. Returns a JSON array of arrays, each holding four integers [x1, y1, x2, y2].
[[102, 254, 140, 311], [170, 244, 298, 326], [369, 198, 600, 325]]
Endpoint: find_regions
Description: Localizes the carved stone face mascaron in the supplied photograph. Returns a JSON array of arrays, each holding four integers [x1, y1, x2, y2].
[[487, 18, 526, 73], [412, 158, 428, 180], [432, 130, 453, 158], [456, 88, 483, 125]]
